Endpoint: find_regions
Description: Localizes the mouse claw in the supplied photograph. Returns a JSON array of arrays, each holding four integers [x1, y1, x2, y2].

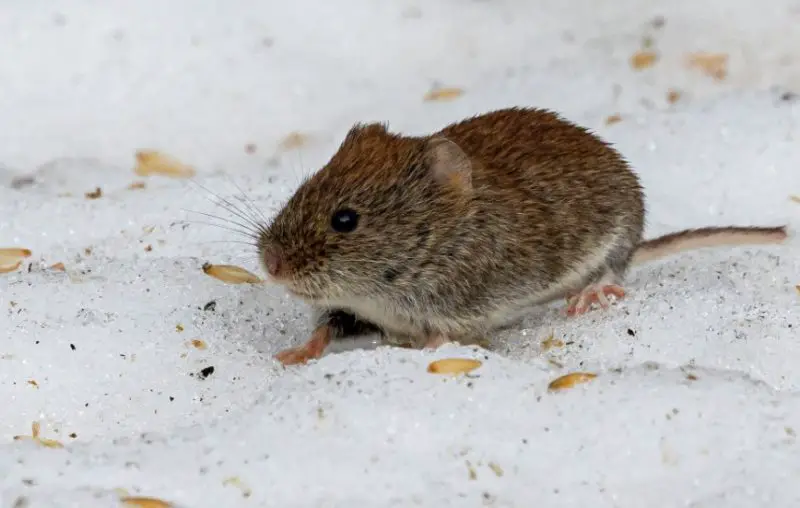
[[274, 326, 332, 366], [566, 284, 626, 316]]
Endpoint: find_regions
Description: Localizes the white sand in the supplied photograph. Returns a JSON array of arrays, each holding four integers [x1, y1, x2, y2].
[[2, 0, 800, 506]]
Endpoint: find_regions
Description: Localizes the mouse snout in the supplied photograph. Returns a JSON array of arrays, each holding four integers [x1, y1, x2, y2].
[[262, 245, 287, 280]]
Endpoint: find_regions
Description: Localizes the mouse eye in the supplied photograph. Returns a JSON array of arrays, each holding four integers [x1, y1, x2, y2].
[[330, 208, 359, 233]]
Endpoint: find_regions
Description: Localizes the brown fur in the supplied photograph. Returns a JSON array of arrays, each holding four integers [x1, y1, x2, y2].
[[259, 107, 788, 353]]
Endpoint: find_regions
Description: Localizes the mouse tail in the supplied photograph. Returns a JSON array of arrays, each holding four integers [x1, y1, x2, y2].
[[631, 225, 788, 265]]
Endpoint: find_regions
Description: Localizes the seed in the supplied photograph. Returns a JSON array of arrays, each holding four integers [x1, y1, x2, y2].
[[222, 476, 253, 498], [0, 248, 32, 273], [488, 462, 504, 477], [686, 52, 728, 81], [13, 421, 64, 448], [548, 372, 598, 391], [134, 150, 195, 178], [541, 334, 565, 351], [630, 50, 658, 70], [278, 132, 308, 151], [427, 358, 482, 375], [666, 89, 682, 104], [202, 262, 263, 284], [120, 497, 173, 507], [0, 247, 33, 264], [424, 87, 465, 102], [0, 260, 22, 273], [0, 248, 32, 257]]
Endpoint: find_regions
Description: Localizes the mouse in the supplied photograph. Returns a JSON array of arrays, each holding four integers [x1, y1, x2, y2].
[[256, 107, 788, 365]]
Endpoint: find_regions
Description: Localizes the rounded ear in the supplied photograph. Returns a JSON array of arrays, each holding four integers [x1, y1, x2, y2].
[[423, 137, 472, 193]]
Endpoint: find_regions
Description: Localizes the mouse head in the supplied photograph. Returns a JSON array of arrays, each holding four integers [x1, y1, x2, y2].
[[258, 122, 473, 304]]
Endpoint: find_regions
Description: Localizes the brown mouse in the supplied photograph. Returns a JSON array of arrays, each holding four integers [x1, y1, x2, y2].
[[256, 107, 788, 365]]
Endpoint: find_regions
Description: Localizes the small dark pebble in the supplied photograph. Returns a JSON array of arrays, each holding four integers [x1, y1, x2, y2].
[[203, 300, 217, 312], [780, 91, 798, 102], [198, 366, 215, 379], [70, 343, 76, 351], [627, 328, 636, 336], [10, 176, 36, 189], [169, 396, 175, 401]]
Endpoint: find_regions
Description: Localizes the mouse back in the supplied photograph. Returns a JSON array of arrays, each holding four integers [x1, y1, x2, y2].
[[436, 107, 646, 275]]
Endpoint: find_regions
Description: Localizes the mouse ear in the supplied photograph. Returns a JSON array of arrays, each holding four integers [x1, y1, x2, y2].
[[423, 137, 472, 193]]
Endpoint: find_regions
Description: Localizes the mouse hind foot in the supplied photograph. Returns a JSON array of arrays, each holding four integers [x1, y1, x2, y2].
[[564, 234, 637, 316], [565, 283, 626, 316], [564, 262, 628, 316]]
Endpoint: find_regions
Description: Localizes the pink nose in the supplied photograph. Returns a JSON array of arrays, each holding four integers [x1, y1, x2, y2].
[[263, 246, 284, 278]]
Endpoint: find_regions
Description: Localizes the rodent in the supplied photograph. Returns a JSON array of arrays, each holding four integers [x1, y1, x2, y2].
[[256, 107, 788, 365]]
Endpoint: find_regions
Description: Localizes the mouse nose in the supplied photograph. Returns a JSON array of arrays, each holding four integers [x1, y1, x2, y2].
[[262, 246, 286, 279]]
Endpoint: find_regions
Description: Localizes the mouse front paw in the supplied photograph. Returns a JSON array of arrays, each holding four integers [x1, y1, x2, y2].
[[274, 325, 332, 366], [274, 345, 324, 366]]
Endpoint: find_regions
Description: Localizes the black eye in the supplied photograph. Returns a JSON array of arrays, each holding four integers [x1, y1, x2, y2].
[[331, 208, 359, 233]]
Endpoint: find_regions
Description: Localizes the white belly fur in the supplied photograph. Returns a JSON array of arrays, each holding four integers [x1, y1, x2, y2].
[[317, 227, 624, 339]]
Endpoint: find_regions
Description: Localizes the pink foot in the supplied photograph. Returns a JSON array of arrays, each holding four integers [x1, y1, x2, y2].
[[566, 284, 626, 316], [274, 326, 332, 366]]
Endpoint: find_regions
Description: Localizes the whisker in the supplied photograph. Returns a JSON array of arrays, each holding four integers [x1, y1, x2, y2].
[[181, 218, 258, 239], [187, 178, 264, 232], [193, 239, 258, 247], [185, 247, 265, 271], [184, 236, 260, 255], [182, 209, 259, 238], [285, 151, 309, 189], [297, 147, 307, 183], [211, 196, 263, 233], [229, 194, 269, 238], [225, 176, 271, 227]]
